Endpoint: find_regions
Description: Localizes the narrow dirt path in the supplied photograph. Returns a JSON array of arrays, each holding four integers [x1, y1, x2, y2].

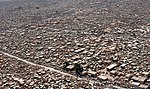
[[0, 51, 77, 78]]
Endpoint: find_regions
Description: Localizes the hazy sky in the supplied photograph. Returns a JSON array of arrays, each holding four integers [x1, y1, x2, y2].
[[0, 0, 11, 2]]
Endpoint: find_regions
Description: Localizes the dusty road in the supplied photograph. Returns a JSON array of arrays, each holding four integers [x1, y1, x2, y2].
[[0, 0, 150, 89]]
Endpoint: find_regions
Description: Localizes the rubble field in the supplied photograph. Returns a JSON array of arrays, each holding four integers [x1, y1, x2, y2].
[[0, 0, 150, 89]]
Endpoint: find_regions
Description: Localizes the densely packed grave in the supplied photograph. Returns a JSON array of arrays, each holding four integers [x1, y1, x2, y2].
[[1, 53, 102, 89], [0, 0, 150, 89]]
